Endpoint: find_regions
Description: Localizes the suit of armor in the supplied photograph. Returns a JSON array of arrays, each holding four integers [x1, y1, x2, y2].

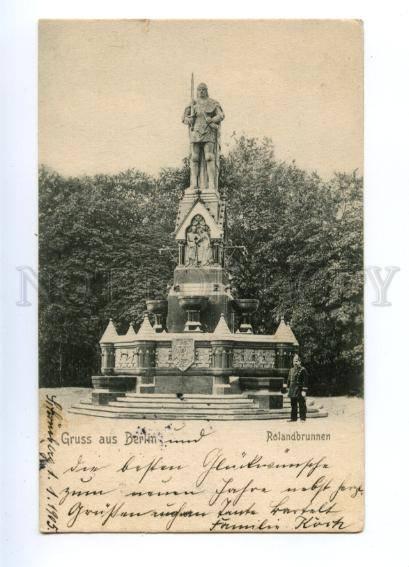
[[182, 85, 224, 191]]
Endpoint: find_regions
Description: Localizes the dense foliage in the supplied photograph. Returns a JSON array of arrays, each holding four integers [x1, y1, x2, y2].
[[39, 137, 363, 394]]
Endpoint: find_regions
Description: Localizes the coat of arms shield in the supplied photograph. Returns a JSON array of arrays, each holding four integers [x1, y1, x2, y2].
[[172, 338, 195, 372]]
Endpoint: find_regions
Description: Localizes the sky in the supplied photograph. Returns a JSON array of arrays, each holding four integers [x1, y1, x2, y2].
[[39, 20, 363, 180]]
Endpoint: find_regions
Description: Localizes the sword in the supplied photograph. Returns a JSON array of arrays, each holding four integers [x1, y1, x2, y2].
[[190, 72, 195, 131]]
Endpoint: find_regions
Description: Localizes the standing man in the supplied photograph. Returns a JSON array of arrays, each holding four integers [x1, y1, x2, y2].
[[284, 354, 308, 422], [182, 82, 224, 191]]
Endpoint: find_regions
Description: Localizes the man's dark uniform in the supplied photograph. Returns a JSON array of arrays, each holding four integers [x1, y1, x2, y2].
[[287, 364, 308, 421]]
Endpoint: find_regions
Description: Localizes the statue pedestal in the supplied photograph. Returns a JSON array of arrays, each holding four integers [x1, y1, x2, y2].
[[240, 376, 285, 409], [167, 266, 235, 333]]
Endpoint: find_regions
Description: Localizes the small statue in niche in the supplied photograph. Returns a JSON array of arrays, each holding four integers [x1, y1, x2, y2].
[[184, 215, 213, 267], [197, 224, 213, 266], [185, 225, 199, 266]]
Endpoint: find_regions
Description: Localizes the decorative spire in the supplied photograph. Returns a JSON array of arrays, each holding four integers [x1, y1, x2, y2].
[[99, 318, 118, 343], [136, 312, 157, 340], [274, 318, 299, 345], [213, 313, 232, 339], [125, 323, 137, 340]]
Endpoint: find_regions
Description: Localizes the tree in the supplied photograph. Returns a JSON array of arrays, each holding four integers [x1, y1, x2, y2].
[[222, 137, 363, 394]]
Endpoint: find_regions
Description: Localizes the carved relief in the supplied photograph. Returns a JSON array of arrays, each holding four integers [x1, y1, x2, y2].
[[267, 350, 276, 368], [193, 348, 211, 368], [156, 347, 172, 368], [243, 349, 255, 368], [232, 348, 276, 369], [116, 348, 135, 369], [233, 350, 244, 368], [130, 350, 138, 367], [172, 338, 195, 372]]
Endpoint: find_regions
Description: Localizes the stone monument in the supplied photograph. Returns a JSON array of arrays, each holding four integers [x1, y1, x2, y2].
[[71, 79, 327, 420]]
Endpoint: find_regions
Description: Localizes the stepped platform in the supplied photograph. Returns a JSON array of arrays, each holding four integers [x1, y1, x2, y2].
[[70, 392, 328, 421]]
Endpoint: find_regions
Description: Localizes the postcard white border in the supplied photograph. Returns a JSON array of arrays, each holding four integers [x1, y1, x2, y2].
[[1, 1, 408, 566]]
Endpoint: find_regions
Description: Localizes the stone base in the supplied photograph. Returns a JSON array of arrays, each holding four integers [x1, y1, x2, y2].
[[240, 376, 283, 391], [153, 374, 213, 395], [91, 375, 137, 401], [246, 392, 283, 409], [240, 376, 284, 409], [70, 392, 328, 420], [92, 390, 125, 405], [80, 373, 329, 420], [92, 375, 137, 390], [167, 266, 235, 333], [139, 374, 234, 396]]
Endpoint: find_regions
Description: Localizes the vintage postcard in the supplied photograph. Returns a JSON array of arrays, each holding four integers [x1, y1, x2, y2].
[[39, 19, 364, 533]]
